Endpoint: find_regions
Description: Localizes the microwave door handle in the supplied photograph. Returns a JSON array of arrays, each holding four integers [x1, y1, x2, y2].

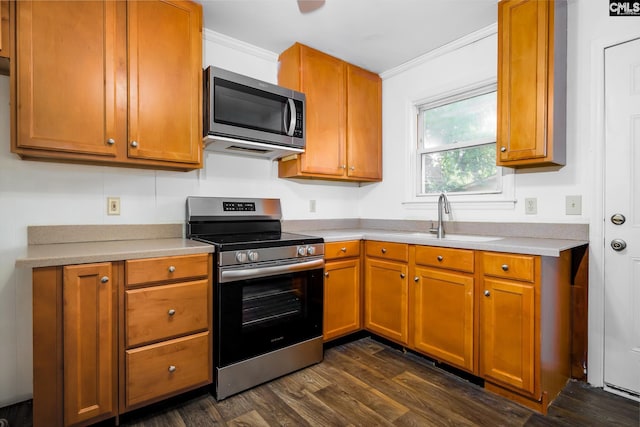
[[284, 98, 296, 137]]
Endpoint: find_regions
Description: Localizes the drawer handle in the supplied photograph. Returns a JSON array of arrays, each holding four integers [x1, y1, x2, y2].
[[324, 272, 329, 278], [400, 273, 405, 279], [414, 276, 419, 282], [381, 248, 387, 254], [100, 276, 109, 283], [168, 265, 176, 273], [501, 264, 509, 272], [168, 365, 176, 373], [484, 290, 490, 297], [341, 247, 347, 252], [168, 309, 176, 316], [437, 256, 443, 262]]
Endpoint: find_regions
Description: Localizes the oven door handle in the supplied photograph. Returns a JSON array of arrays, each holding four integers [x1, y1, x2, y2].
[[219, 258, 325, 283]]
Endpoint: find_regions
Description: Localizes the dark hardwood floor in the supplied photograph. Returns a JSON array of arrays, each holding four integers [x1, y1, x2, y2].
[[2, 337, 638, 426]]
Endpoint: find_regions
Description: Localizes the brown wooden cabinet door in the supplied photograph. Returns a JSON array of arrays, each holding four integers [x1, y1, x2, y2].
[[15, 0, 123, 157], [480, 277, 535, 393], [364, 258, 408, 344], [63, 263, 116, 426], [497, 0, 550, 165], [346, 64, 382, 180], [324, 258, 361, 341], [298, 46, 346, 176], [127, 0, 202, 165], [412, 266, 474, 372], [0, 0, 10, 60]]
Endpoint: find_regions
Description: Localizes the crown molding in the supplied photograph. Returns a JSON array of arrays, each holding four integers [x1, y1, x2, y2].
[[380, 23, 497, 80], [203, 28, 279, 63]]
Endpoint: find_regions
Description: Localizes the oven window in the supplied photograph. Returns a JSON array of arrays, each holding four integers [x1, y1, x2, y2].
[[242, 278, 304, 328]]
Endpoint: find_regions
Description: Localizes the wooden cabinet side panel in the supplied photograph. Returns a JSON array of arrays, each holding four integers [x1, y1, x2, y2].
[[324, 258, 361, 341], [497, 0, 549, 163], [364, 258, 408, 344], [346, 65, 382, 180], [127, 0, 202, 165], [63, 263, 117, 426], [480, 277, 535, 394], [15, 1, 121, 157], [413, 267, 474, 372], [32, 267, 64, 427]]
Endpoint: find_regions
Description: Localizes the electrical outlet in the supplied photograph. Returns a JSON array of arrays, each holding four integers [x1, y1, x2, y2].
[[309, 199, 316, 213], [525, 198, 537, 215], [566, 195, 582, 215], [107, 197, 120, 215]]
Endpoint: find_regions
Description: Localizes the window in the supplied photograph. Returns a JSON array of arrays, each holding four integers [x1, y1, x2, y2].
[[416, 84, 499, 196]]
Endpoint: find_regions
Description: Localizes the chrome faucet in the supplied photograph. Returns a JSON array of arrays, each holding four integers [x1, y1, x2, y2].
[[435, 193, 451, 238]]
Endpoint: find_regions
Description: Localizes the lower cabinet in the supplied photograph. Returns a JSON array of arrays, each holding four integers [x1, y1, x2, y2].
[[411, 246, 475, 373], [364, 241, 409, 345], [479, 251, 572, 413], [323, 241, 361, 341], [31, 253, 213, 427], [62, 263, 117, 426]]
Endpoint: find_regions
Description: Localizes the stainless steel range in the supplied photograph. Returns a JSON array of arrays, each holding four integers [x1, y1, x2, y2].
[[186, 196, 324, 400]]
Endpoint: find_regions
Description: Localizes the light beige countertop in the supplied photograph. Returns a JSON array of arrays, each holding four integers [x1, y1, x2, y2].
[[306, 228, 588, 257], [15, 238, 215, 268]]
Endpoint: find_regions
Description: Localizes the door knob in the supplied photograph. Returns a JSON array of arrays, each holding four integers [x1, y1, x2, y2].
[[611, 239, 627, 251], [611, 214, 626, 225]]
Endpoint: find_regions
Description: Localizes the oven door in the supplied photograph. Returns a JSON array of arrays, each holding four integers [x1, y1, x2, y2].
[[216, 258, 323, 368]]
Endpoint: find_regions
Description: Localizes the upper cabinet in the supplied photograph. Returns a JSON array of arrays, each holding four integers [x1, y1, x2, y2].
[[278, 43, 382, 182], [0, 0, 11, 74], [11, 0, 203, 171], [496, 0, 567, 167]]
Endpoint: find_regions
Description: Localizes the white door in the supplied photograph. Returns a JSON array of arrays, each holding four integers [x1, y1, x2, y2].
[[604, 37, 640, 397]]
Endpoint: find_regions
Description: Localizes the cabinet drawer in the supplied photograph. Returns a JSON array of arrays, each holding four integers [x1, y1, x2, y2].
[[415, 246, 474, 273], [325, 240, 361, 260], [126, 254, 209, 286], [126, 279, 209, 347], [483, 252, 536, 282], [365, 241, 408, 262], [126, 332, 210, 407]]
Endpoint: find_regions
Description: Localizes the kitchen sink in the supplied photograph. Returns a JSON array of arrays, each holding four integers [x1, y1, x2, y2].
[[405, 232, 502, 242]]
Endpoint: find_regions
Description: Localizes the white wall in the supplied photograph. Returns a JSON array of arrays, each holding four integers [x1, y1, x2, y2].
[[0, 30, 360, 407]]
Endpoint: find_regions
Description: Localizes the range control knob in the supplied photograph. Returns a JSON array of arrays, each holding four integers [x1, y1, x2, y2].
[[235, 251, 248, 263], [306, 246, 316, 256], [297, 246, 307, 256], [248, 251, 259, 262]]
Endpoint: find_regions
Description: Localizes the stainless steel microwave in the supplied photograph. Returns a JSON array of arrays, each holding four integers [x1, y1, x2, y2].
[[203, 66, 306, 160]]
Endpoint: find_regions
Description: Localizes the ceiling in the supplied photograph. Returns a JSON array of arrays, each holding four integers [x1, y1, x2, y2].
[[199, 0, 498, 74]]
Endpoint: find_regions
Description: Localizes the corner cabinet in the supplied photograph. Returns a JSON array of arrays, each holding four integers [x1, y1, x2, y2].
[[11, 0, 203, 171], [277, 43, 382, 182], [32, 253, 213, 427], [496, 0, 567, 167]]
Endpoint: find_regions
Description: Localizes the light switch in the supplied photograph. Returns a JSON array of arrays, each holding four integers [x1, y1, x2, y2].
[[525, 198, 537, 215], [566, 195, 582, 215]]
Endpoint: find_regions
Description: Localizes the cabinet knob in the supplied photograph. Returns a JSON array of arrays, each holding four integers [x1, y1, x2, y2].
[[340, 164, 346, 169], [437, 255, 443, 262], [107, 138, 115, 145], [324, 272, 329, 278], [168, 265, 176, 273], [400, 273, 405, 279], [131, 140, 138, 148], [414, 276, 419, 282], [168, 309, 176, 316], [349, 166, 355, 171], [501, 264, 509, 271], [168, 365, 176, 373], [100, 276, 109, 283], [484, 290, 490, 297], [340, 247, 347, 252], [500, 146, 506, 152], [381, 248, 387, 254]]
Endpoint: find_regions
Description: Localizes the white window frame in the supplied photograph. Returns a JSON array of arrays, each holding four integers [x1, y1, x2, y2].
[[404, 79, 515, 210]]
